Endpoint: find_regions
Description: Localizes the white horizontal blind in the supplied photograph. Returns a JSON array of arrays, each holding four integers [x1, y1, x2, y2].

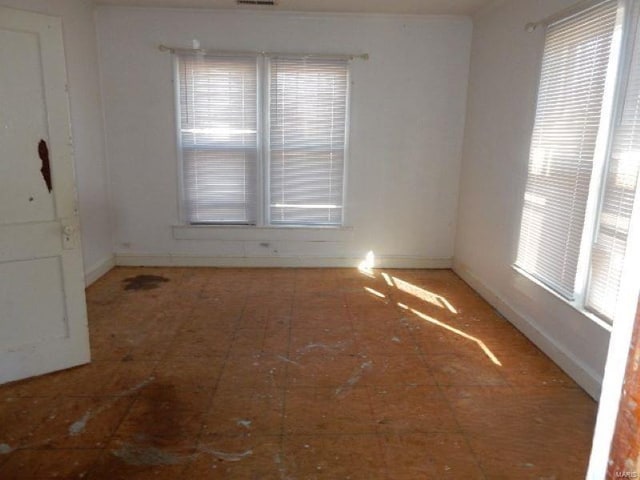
[[587, 17, 640, 321], [516, 0, 618, 299], [178, 55, 258, 224], [269, 57, 348, 225]]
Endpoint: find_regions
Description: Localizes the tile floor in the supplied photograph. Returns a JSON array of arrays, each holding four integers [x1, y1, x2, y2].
[[0, 267, 598, 479]]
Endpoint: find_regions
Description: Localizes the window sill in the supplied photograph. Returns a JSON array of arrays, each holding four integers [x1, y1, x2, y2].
[[172, 224, 354, 242], [511, 265, 613, 333]]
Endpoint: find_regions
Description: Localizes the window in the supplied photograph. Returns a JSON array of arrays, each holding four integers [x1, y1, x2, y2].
[[269, 58, 348, 225], [587, 9, 640, 320], [516, 0, 640, 323], [178, 56, 258, 224], [176, 54, 350, 227]]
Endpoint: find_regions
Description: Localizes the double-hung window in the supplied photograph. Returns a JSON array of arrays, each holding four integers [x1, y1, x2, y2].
[[178, 56, 258, 224], [516, 0, 640, 323], [176, 53, 350, 227]]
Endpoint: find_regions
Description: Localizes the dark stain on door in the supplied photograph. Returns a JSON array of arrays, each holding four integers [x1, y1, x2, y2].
[[38, 139, 52, 193]]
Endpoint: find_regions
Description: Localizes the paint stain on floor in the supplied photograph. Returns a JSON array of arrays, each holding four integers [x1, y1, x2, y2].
[[112, 443, 184, 466]]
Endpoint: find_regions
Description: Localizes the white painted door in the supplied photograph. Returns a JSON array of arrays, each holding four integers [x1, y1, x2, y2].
[[0, 7, 90, 384]]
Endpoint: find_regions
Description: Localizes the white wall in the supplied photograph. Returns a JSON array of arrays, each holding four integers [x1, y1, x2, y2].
[[0, 0, 113, 283], [96, 7, 472, 268], [454, 0, 611, 398]]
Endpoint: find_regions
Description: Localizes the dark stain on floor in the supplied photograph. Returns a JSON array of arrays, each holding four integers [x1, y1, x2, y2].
[[123, 275, 169, 291]]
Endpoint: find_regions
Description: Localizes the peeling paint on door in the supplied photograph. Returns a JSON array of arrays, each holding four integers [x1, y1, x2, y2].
[[37, 139, 52, 193]]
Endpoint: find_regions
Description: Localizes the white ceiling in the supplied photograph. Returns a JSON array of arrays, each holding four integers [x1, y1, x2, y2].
[[95, 0, 496, 16]]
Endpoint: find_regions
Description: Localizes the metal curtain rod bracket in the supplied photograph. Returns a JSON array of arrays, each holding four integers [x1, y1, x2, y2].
[[158, 44, 369, 61]]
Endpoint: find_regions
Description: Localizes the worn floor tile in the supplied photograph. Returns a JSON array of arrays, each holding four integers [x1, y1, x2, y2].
[[27, 395, 134, 449], [217, 353, 286, 390], [283, 434, 387, 479], [0, 397, 59, 449], [0, 267, 598, 479], [443, 386, 597, 440], [382, 433, 484, 479], [61, 361, 158, 397], [427, 352, 507, 386], [289, 327, 360, 356], [0, 366, 90, 399], [499, 351, 581, 388], [238, 295, 292, 330], [229, 326, 290, 357], [113, 388, 209, 448], [371, 386, 459, 433], [86, 439, 195, 479], [153, 356, 225, 390], [353, 324, 419, 355], [0, 448, 102, 479], [466, 431, 592, 480], [187, 434, 282, 479], [408, 320, 488, 356], [286, 352, 369, 387], [362, 353, 436, 386], [284, 386, 376, 434], [166, 330, 234, 358], [203, 387, 284, 436]]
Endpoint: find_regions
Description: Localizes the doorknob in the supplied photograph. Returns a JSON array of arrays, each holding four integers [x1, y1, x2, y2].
[[62, 223, 77, 249]]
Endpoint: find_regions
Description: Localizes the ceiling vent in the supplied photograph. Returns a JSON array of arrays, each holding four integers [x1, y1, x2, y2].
[[236, 0, 277, 5]]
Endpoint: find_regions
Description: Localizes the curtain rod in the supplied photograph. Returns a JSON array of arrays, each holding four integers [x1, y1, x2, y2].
[[524, 0, 604, 32], [158, 44, 369, 60]]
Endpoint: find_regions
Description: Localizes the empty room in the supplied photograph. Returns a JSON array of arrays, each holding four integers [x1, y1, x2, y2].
[[1, 0, 639, 478]]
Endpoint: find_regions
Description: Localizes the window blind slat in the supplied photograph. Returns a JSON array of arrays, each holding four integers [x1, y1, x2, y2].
[[516, 0, 618, 299], [587, 18, 640, 321], [178, 55, 258, 224], [269, 57, 349, 226]]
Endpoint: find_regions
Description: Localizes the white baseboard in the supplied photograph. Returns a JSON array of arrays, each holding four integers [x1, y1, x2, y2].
[[84, 255, 116, 286], [115, 253, 452, 269], [453, 261, 602, 400]]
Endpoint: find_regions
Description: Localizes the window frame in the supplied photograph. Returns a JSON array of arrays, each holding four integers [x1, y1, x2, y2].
[[176, 53, 260, 225], [265, 56, 351, 227], [514, 0, 640, 326], [586, 0, 640, 322], [573, 0, 628, 310], [173, 52, 351, 229]]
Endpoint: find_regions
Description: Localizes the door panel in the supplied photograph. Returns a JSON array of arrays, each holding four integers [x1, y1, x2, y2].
[[0, 257, 67, 349], [0, 7, 90, 384], [0, 28, 55, 224]]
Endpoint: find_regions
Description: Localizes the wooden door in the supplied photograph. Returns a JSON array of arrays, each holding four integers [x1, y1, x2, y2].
[[0, 6, 90, 384]]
